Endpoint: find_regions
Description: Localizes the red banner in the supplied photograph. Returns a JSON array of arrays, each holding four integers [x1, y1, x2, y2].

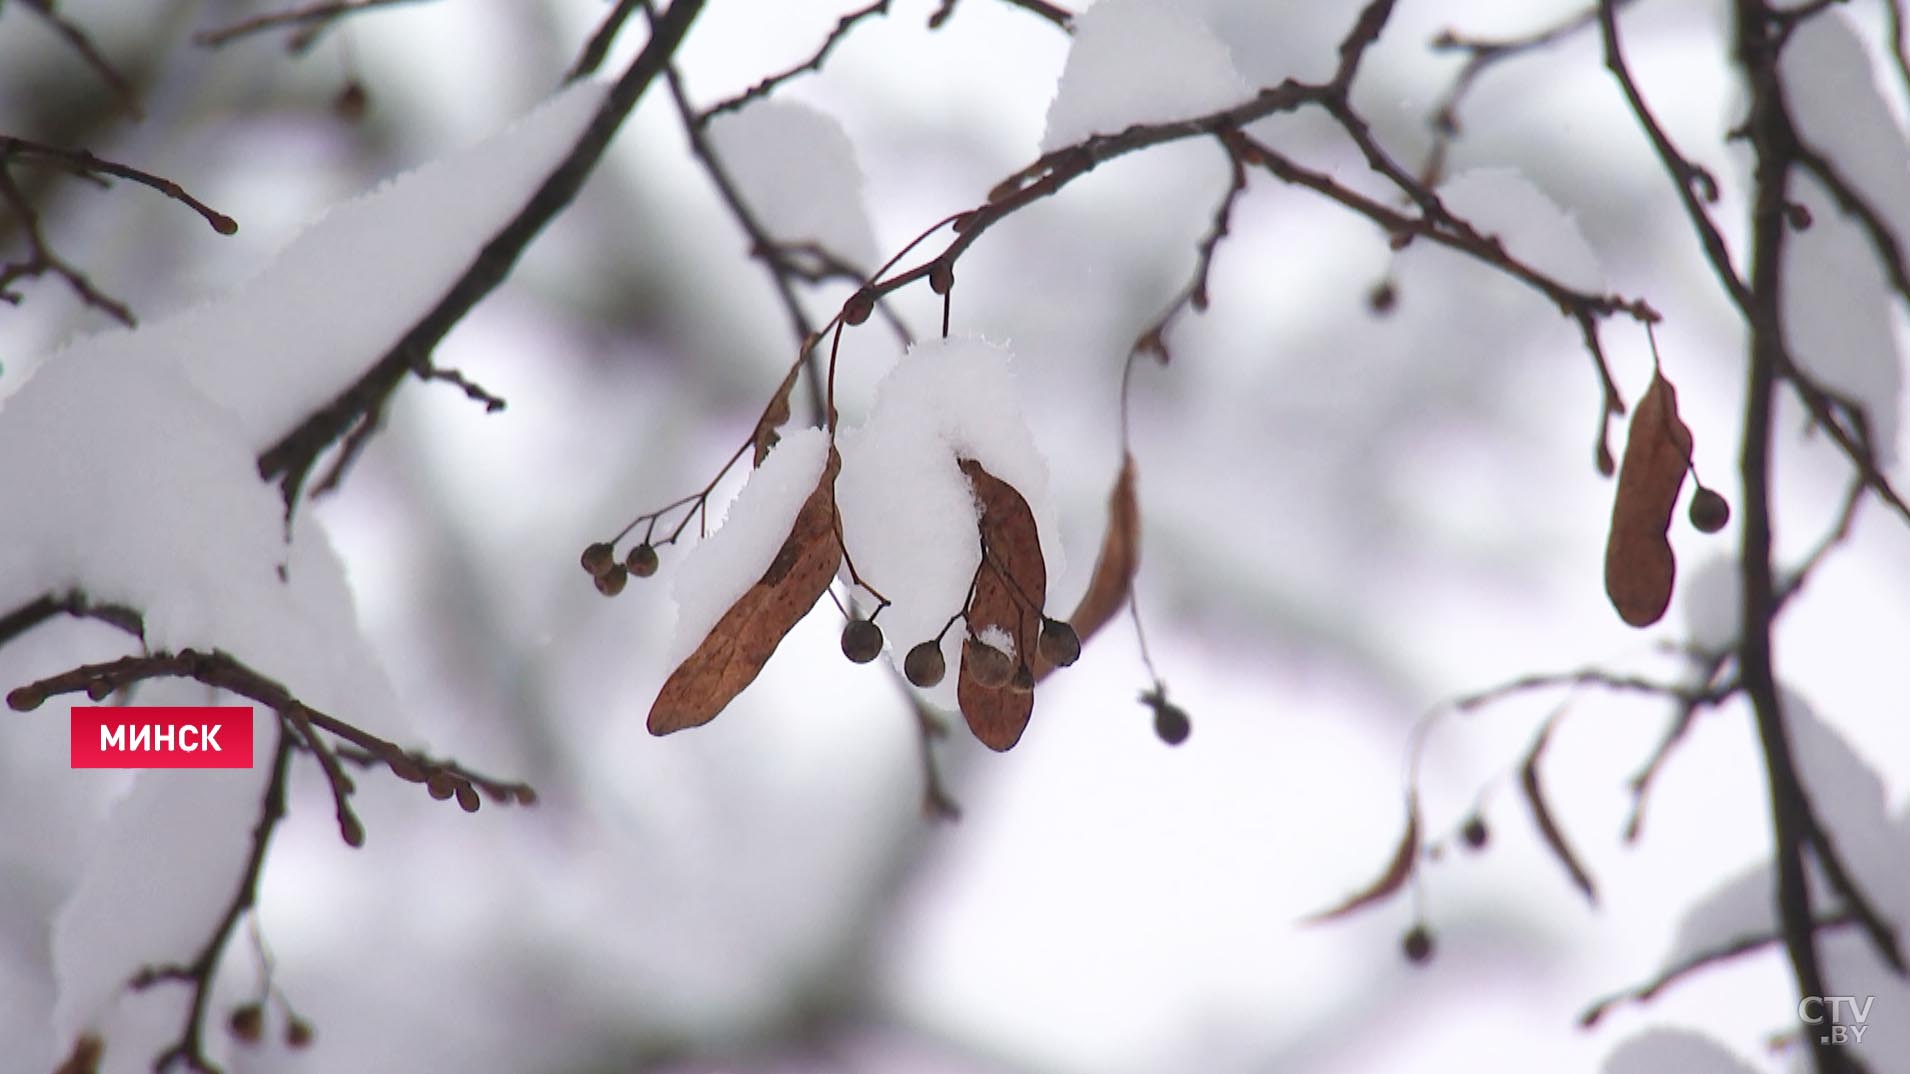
[[70, 707, 255, 769]]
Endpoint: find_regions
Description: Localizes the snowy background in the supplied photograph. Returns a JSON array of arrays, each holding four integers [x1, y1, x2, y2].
[[2, 1, 1908, 1073]]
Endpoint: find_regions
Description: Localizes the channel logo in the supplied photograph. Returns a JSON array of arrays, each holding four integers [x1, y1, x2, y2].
[[70, 706, 254, 769]]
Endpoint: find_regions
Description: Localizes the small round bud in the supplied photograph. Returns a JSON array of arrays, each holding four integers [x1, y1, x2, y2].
[[1689, 487, 1731, 533], [229, 1004, 264, 1044], [626, 542, 660, 578], [964, 640, 1014, 688], [1152, 701, 1191, 745], [453, 781, 480, 813], [285, 1017, 315, 1049], [512, 784, 539, 806], [340, 814, 366, 848], [334, 80, 368, 122], [904, 641, 946, 688], [843, 288, 877, 326], [1461, 816, 1489, 850], [1368, 280, 1397, 315], [1009, 664, 1036, 694], [1786, 202, 1813, 231], [594, 565, 629, 596], [87, 681, 113, 701], [581, 542, 616, 576], [929, 260, 955, 295], [1401, 924, 1435, 964], [1038, 618, 1081, 668], [8, 685, 46, 711], [841, 619, 884, 664], [426, 774, 456, 801]]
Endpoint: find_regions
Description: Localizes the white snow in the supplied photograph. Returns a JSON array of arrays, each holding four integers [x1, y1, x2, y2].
[[665, 427, 833, 669], [834, 337, 1061, 705], [1602, 1028, 1762, 1074], [1434, 168, 1605, 294], [1040, 0, 1250, 152], [6, 81, 609, 451], [1779, 11, 1908, 466], [704, 97, 879, 269], [1661, 691, 1910, 992]]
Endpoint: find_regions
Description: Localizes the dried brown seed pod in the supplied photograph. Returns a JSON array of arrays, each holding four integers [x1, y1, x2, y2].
[[1037, 618, 1081, 668], [581, 542, 616, 576], [626, 542, 660, 577], [1689, 487, 1730, 533], [1461, 816, 1489, 850], [1401, 924, 1435, 964], [904, 641, 946, 688], [229, 1004, 264, 1044], [841, 619, 884, 664], [594, 565, 629, 597], [964, 640, 1014, 688], [1008, 664, 1036, 694], [285, 1017, 315, 1049]]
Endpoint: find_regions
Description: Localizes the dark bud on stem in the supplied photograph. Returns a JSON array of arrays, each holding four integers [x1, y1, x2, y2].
[[1153, 702, 1191, 745], [841, 619, 884, 664], [7, 685, 44, 711], [844, 288, 877, 326], [228, 1004, 264, 1045], [453, 781, 480, 813], [1368, 280, 1397, 315], [1689, 487, 1730, 533], [904, 641, 946, 688], [1785, 202, 1813, 231], [340, 814, 366, 848], [594, 565, 629, 597], [285, 1017, 315, 1049], [1038, 617, 1081, 668], [1402, 924, 1435, 964], [334, 80, 368, 122], [1595, 440, 1616, 478], [1461, 815, 1489, 850], [626, 542, 660, 578], [929, 260, 955, 295], [581, 542, 615, 576]]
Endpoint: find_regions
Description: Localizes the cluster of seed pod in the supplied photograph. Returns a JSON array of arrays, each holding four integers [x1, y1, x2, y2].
[[579, 539, 659, 597], [836, 612, 1083, 690], [228, 1000, 313, 1051]]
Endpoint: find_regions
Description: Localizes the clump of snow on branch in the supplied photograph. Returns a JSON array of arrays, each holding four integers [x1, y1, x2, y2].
[[705, 98, 878, 268], [49, 710, 281, 1060], [1660, 691, 1910, 986], [1601, 1028, 1761, 1074], [1778, 12, 1906, 466], [0, 349, 401, 733], [1040, 0, 1249, 153], [19, 81, 609, 452], [1432, 168, 1604, 294], [665, 427, 833, 668], [835, 336, 1061, 700]]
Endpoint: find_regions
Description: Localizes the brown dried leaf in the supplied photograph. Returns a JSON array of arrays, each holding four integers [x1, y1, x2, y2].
[[752, 362, 804, 467], [1306, 799, 1420, 923], [648, 449, 843, 734], [1604, 373, 1693, 627], [1070, 454, 1139, 643], [956, 459, 1047, 751], [1521, 711, 1597, 904]]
